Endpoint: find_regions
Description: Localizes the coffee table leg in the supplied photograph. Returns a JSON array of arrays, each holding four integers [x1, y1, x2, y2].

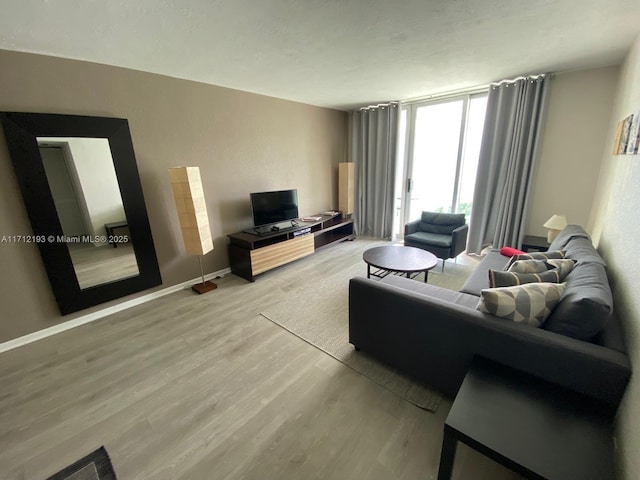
[[437, 425, 457, 480], [425, 271, 429, 283], [367, 264, 371, 279]]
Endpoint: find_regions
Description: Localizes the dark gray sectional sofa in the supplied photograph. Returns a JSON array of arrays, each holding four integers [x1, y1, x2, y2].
[[348, 226, 631, 416]]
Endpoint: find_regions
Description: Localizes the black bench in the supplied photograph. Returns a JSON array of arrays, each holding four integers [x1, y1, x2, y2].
[[438, 357, 615, 480]]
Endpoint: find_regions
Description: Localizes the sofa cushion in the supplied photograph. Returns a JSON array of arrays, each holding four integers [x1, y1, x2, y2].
[[477, 282, 566, 327], [548, 224, 591, 251], [460, 249, 510, 296], [543, 262, 613, 340], [563, 236, 607, 267], [488, 268, 560, 288], [419, 212, 466, 235], [380, 275, 479, 309], [405, 231, 452, 248]]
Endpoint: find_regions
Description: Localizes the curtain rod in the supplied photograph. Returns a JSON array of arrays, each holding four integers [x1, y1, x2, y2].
[[358, 101, 399, 111], [359, 72, 554, 110], [490, 73, 550, 87], [400, 84, 490, 106]]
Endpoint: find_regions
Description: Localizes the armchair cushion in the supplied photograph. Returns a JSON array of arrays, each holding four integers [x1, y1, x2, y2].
[[404, 231, 452, 248], [404, 219, 421, 236], [419, 212, 466, 235]]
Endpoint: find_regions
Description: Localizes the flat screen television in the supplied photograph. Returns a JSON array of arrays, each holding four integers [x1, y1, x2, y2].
[[250, 189, 299, 228]]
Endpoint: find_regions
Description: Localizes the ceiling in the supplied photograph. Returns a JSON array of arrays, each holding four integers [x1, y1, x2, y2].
[[1, 0, 640, 110]]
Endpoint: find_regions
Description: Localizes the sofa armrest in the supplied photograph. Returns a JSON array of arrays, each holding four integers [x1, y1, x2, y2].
[[451, 223, 469, 257], [348, 276, 630, 416], [404, 219, 421, 236]]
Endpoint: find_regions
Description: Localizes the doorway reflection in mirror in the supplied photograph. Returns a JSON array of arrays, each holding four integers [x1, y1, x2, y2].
[[37, 136, 140, 289]]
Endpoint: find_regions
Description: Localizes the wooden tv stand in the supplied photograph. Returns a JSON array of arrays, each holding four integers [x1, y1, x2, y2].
[[227, 214, 355, 282]]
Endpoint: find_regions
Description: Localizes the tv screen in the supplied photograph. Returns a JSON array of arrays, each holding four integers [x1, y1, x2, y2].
[[250, 189, 299, 227]]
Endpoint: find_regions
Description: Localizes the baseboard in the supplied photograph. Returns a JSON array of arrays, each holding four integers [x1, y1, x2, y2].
[[0, 267, 231, 354]]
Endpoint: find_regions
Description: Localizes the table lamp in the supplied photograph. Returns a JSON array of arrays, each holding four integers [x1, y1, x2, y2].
[[168, 166, 217, 294], [543, 214, 567, 243]]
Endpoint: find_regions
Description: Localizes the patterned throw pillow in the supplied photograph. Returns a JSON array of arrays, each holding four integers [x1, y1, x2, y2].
[[507, 259, 550, 274], [545, 259, 576, 281], [477, 282, 566, 327], [488, 269, 560, 288], [505, 250, 566, 269]]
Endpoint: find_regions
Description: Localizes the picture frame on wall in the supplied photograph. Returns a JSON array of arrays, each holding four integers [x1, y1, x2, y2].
[[613, 119, 624, 154], [617, 114, 633, 155], [625, 111, 640, 155]]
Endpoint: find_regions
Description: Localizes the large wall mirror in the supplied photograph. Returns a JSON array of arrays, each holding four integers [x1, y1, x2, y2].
[[0, 112, 162, 314]]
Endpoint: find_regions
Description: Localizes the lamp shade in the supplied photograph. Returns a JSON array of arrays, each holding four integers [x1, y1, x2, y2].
[[543, 214, 568, 231], [168, 166, 214, 256]]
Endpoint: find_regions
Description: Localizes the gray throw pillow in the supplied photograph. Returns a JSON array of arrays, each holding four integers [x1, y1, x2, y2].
[[477, 282, 566, 327], [508, 258, 575, 281], [505, 250, 566, 269], [489, 268, 560, 288], [507, 259, 550, 273], [545, 259, 576, 281]]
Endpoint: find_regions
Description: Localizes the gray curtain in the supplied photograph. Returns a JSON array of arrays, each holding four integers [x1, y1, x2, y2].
[[467, 75, 550, 254], [351, 103, 399, 238]]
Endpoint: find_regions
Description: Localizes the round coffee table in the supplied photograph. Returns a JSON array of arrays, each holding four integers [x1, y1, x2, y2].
[[363, 246, 438, 283]]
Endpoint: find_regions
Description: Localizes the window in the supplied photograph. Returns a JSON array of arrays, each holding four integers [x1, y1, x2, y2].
[[393, 93, 488, 238]]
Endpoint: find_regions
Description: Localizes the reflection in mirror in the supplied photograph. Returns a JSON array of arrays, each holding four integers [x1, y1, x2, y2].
[[37, 137, 139, 288]]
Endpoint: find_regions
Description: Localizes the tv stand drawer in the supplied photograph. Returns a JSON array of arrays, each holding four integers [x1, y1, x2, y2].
[[250, 234, 314, 275]]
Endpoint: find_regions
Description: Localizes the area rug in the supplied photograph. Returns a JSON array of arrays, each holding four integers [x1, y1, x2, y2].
[[260, 247, 474, 413], [47, 447, 117, 480]]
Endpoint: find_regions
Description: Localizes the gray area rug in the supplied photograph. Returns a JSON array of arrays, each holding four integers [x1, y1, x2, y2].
[[260, 246, 474, 412], [47, 446, 117, 480]]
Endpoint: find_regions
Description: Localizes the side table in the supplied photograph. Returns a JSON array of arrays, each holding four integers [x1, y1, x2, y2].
[[520, 235, 550, 252], [437, 357, 615, 480], [104, 220, 129, 248]]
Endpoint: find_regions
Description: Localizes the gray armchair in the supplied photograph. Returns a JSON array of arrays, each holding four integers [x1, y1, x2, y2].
[[404, 211, 468, 270]]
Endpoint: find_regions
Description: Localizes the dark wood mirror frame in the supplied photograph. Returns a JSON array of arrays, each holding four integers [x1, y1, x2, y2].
[[0, 112, 162, 315]]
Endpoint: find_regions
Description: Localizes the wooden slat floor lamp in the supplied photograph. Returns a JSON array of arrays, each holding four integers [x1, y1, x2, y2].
[[168, 166, 217, 294], [339, 162, 354, 218]]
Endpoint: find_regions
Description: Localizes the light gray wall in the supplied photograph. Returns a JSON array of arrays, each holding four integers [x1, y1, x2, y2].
[[65, 137, 125, 239], [0, 49, 346, 343], [526, 67, 619, 237], [588, 33, 640, 480]]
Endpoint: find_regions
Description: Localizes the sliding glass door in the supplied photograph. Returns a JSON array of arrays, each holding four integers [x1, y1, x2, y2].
[[394, 93, 487, 238]]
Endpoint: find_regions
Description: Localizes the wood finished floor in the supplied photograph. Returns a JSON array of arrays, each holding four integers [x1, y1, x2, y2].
[[0, 238, 522, 479]]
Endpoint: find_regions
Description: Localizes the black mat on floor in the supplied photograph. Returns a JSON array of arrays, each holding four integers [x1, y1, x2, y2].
[[47, 446, 117, 480]]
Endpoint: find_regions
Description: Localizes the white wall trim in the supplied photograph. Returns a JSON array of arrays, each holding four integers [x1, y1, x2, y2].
[[0, 267, 231, 354]]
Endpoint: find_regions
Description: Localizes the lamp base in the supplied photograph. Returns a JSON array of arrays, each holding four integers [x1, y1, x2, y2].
[[192, 281, 217, 294], [547, 229, 560, 243]]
